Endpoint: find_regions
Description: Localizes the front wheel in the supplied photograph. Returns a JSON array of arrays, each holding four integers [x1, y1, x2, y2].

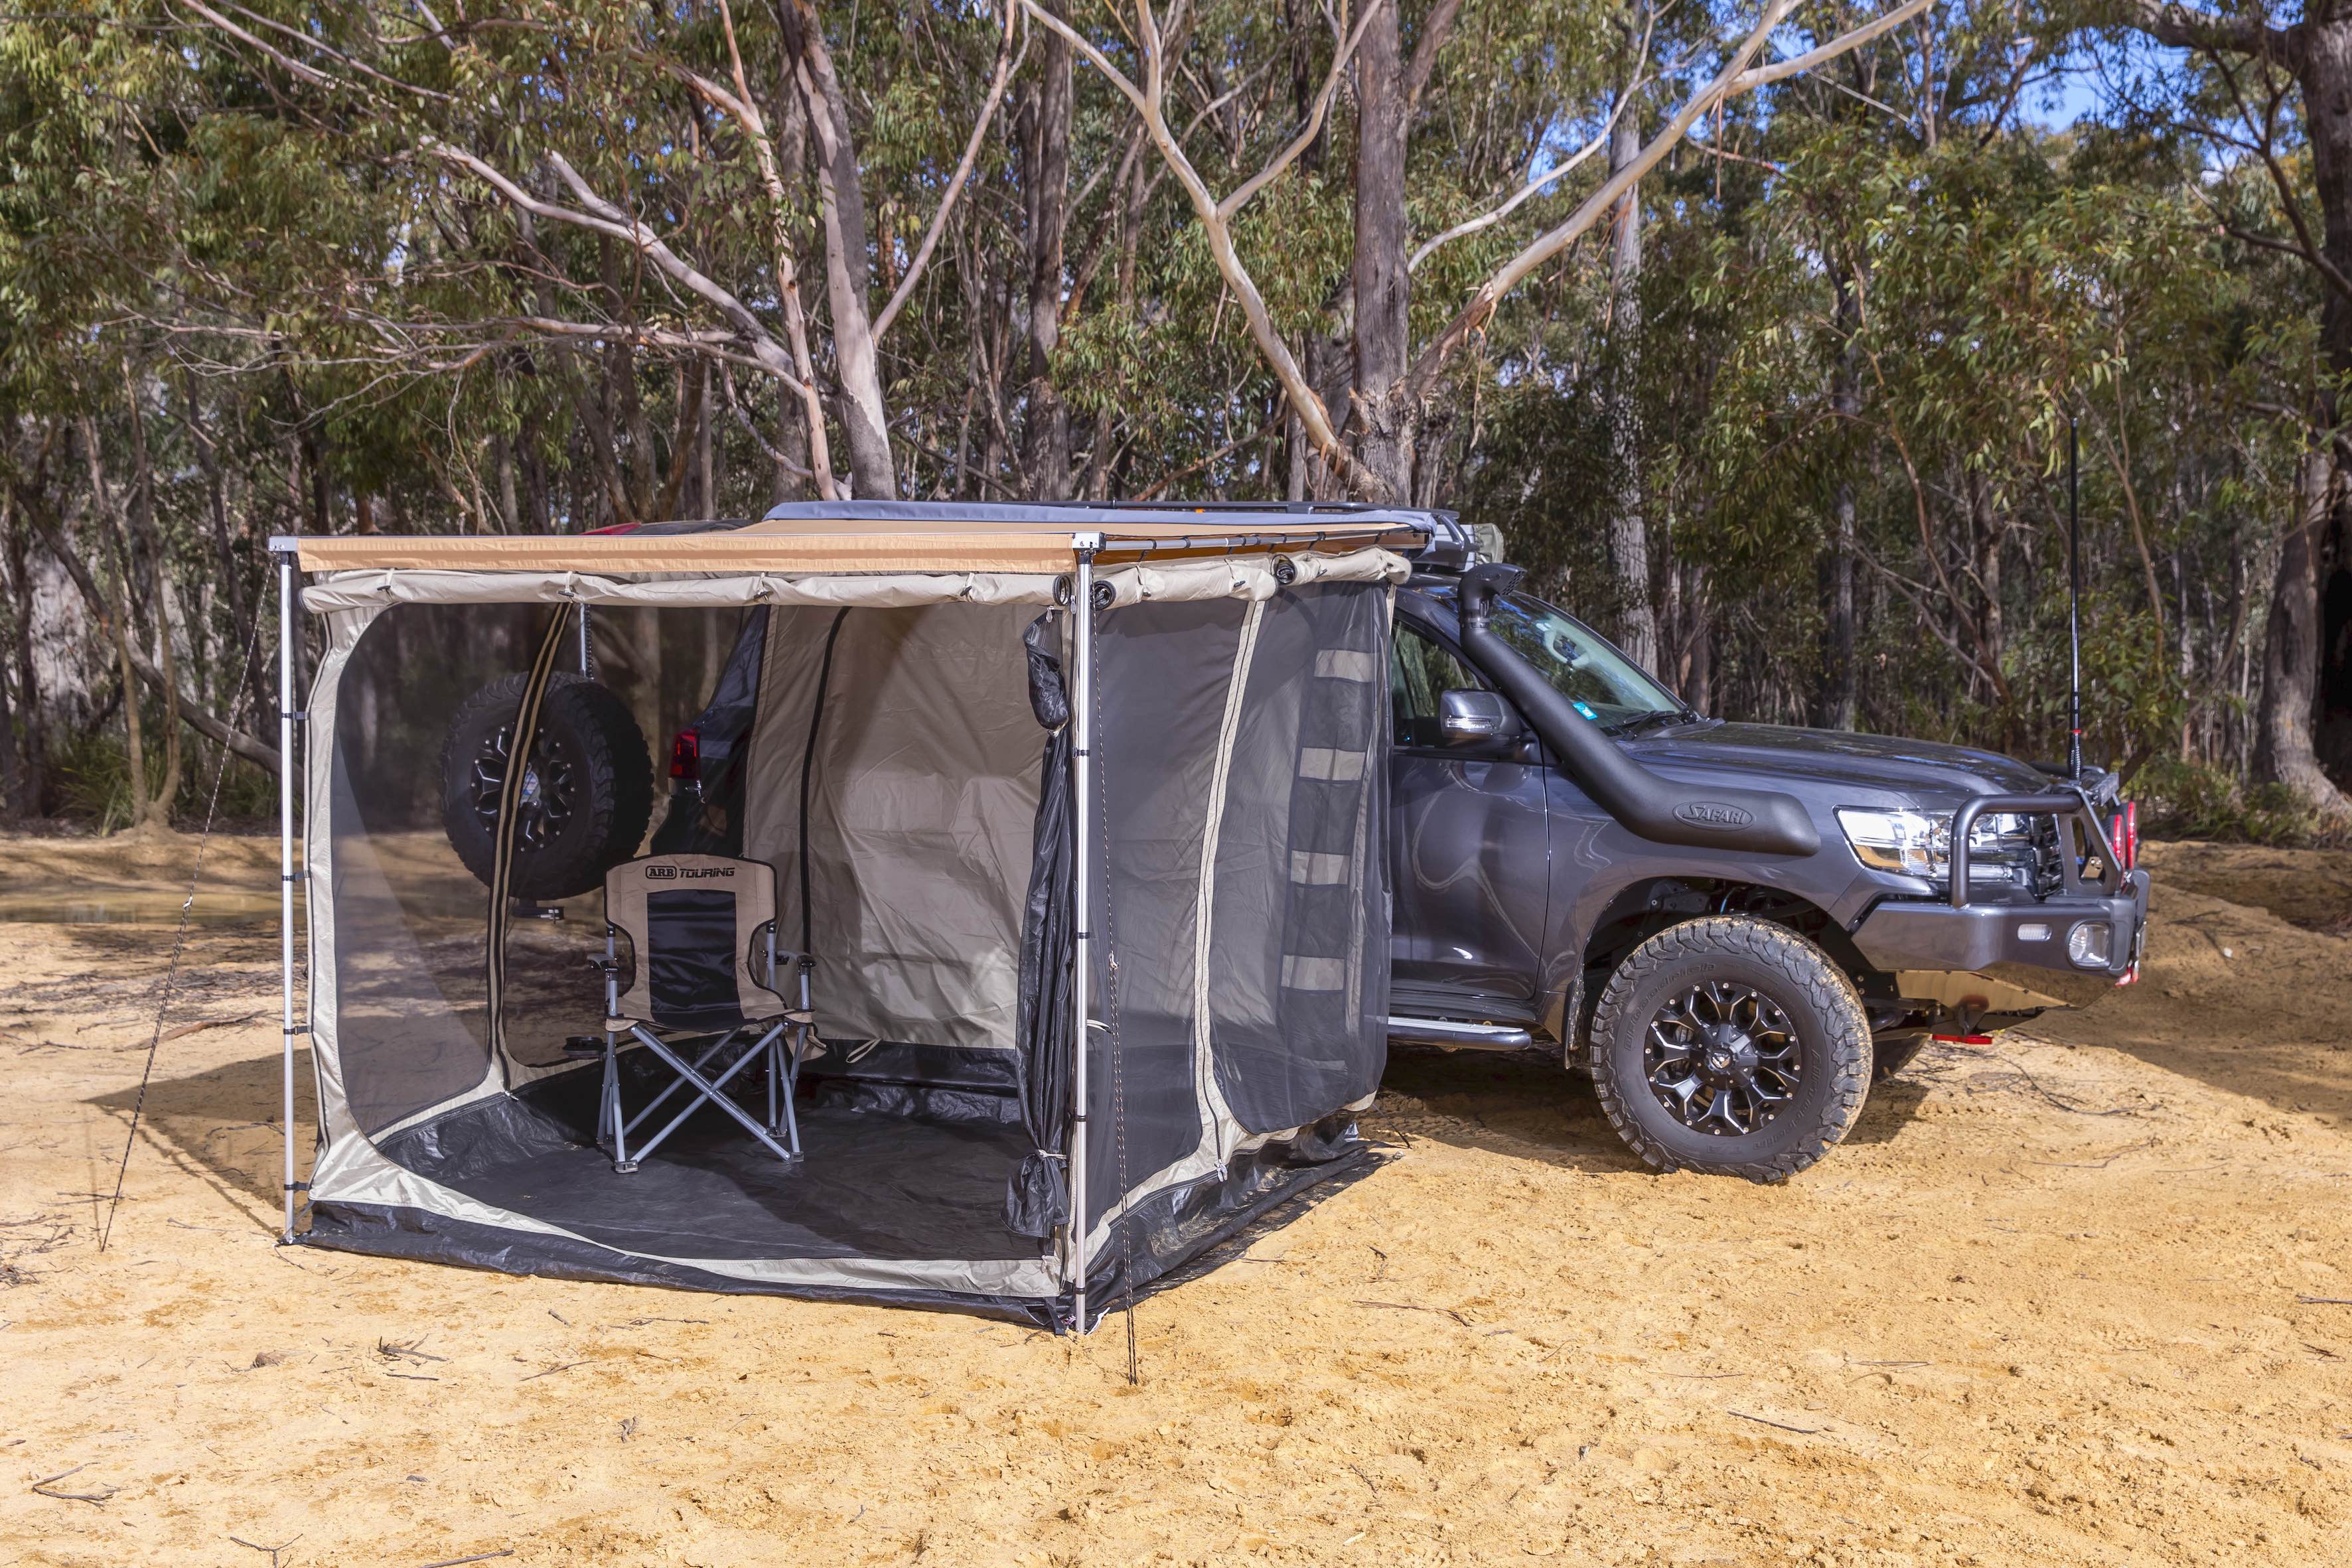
[[1588, 916, 1870, 1182]]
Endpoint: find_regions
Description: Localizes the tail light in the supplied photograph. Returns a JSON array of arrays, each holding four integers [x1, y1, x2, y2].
[[669, 727, 701, 782]]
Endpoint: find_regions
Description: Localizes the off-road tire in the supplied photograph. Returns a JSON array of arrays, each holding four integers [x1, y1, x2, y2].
[[439, 672, 654, 901], [1589, 916, 1870, 1182]]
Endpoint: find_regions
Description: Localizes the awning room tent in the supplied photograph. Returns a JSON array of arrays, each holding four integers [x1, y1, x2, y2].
[[272, 502, 1426, 1328]]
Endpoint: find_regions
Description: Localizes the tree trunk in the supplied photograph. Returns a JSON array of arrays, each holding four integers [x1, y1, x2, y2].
[[5, 513, 41, 812], [0, 489, 21, 814], [1818, 261, 1860, 730], [2278, 21, 2352, 810], [697, 361, 717, 516], [2256, 443, 2352, 818], [1021, 13, 1074, 500], [121, 377, 181, 819], [1604, 102, 1658, 673], [1349, 0, 1412, 503], [787, 0, 897, 499], [493, 431, 520, 532]]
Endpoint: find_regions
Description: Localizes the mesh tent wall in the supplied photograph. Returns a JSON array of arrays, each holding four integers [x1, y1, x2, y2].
[[278, 507, 1418, 1328]]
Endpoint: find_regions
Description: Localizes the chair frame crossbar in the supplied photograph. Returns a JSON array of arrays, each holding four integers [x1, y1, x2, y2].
[[611, 1021, 794, 1170]]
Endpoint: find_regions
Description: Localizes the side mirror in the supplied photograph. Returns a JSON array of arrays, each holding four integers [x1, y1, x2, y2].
[[1438, 688, 1522, 747]]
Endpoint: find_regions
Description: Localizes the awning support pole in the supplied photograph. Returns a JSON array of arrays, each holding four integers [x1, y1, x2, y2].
[[1067, 538, 1098, 1333], [276, 545, 299, 1246]]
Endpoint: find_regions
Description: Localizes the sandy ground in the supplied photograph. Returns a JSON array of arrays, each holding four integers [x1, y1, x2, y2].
[[3, 832, 2350, 1566]]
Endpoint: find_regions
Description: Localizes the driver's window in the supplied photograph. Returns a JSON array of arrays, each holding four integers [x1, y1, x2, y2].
[[1390, 624, 1485, 748]]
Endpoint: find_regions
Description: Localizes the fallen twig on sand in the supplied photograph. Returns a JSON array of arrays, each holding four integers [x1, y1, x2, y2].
[[377, 1337, 445, 1364], [1353, 1299, 1472, 1326], [1969, 1052, 2137, 1117], [2297, 1295, 2352, 1305], [230, 1532, 301, 1567], [31, 1462, 117, 1504], [415, 1553, 512, 1568], [2028, 1137, 2159, 1169], [1727, 1410, 1822, 1435], [520, 1359, 589, 1382]]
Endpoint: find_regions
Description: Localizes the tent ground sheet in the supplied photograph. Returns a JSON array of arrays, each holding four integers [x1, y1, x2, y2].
[[354, 1064, 1039, 1264]]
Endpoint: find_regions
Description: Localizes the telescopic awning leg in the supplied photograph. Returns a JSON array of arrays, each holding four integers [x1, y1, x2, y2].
[[277, 545, 299, 1246], [1067, 539, 1099, 1333]]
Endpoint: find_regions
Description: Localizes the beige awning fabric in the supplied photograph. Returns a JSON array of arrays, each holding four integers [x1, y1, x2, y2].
[[291, 512, 1427, 576], [295, 547, 1408, 615]]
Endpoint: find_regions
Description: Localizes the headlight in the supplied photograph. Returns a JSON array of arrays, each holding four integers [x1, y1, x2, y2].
[[1836, 808, 2038, 884], [1837, 808, 1948, 877]]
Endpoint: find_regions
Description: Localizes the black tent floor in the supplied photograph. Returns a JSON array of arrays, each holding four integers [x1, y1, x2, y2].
[[368, 1068, 1043, 1264]]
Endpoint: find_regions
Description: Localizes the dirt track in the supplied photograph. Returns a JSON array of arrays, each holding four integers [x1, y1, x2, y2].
[[3, 832, 2350, 1566]]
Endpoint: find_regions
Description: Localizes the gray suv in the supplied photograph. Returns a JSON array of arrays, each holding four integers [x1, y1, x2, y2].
[[1387, 541, 2148, 1180]]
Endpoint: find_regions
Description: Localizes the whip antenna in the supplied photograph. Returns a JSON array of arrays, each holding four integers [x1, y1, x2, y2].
[[2067, 415, 2083, 780]]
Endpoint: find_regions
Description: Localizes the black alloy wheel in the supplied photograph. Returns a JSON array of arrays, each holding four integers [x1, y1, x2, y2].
[[438, 672, 654, 901], [1643, 980, 1801, 1137], [466, 723, 581, 857]]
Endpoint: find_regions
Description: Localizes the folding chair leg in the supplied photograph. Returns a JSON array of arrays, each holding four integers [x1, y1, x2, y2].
[[611, 1052, 630, 1171], [780, 1024, 805, 1158], [598, 1031, 617, 1147], [612, 1028, 739, 1173], [628, 1025, 798, 1166]]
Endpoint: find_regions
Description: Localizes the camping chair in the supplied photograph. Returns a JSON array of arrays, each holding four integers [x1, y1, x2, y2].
[[593, 854, 816, 1173]]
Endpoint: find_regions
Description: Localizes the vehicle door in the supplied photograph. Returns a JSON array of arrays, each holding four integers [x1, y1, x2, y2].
[[1387, 606, 1552, 1021]]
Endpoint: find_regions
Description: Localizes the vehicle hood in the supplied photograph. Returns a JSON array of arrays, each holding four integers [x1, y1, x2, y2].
[[1621, 721, 2052, 804]]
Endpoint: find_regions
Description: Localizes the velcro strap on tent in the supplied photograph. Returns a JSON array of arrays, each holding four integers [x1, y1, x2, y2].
[[484, 603, 577, 1074]]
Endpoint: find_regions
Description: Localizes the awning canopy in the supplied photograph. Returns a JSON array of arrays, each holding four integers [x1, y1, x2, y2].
[[287, 502, 1436, 577]]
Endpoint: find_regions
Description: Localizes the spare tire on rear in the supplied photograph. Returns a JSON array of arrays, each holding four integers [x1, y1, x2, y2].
[[438, 672, 654, 901]]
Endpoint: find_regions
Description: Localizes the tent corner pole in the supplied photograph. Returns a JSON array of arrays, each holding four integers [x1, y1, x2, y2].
[[273, 539, 300, 1247], [1068, 537, 1100, 1334]]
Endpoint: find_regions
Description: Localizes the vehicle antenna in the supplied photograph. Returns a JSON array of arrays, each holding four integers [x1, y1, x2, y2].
[[2067, 414, 2083, 781]]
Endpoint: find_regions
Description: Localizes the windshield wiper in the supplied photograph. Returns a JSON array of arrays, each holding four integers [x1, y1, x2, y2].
[[1608, 710, 1685, 737]]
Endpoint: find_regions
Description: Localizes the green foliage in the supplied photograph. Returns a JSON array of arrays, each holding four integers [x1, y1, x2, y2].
[[2136, 757, 2321, 847]]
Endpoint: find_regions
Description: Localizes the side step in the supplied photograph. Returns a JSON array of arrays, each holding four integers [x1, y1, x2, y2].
[[1386, 1016, 1534, 1050]]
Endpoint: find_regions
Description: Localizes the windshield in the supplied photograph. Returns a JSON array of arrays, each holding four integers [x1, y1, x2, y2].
[[1424, 584, 1690, 734]]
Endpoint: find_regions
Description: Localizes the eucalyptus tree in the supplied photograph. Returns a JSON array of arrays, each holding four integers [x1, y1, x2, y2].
[[2106, 0, 2352, 818]]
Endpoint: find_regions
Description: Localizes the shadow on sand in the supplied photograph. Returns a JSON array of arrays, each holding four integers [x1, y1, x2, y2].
[[1373, 1040, 1934, 1169], [88, 1047, 310, 1234]]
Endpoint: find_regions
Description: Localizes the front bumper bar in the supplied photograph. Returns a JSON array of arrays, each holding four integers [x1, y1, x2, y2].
[[1848, 791, 2150, 1009]]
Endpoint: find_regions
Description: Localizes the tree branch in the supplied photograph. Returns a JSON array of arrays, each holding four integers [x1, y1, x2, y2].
[[872, 4, 1023, 342], [2120, 0, 2296, 62], [425, 141, 813, 398], [1216, 0, 1386, 220], [1408, 89, 1636, 273], [173, 0, 336, 86], [1733, 0, 1938, 90], [35, 507, 280, 770], [1019, 0, 1386, 496], [1405, 0, 1930, 402], [1402, 0, 1465, 113]]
